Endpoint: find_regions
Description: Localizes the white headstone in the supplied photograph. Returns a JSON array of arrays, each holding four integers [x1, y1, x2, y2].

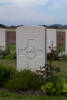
[[0, 29, 6, 51], [16, 26, 46, 71], [47, 29, 57, 53]]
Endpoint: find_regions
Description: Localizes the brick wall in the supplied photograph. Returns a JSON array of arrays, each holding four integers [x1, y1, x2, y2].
[[57, 30, 65, 46], [6, 28, 16, 43], [6, 28, 66, 46]]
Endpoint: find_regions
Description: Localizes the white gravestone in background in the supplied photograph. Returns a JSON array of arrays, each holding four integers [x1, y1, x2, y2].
[[0, 29, 6, 51], [65, 30, 67, 54], [47, 29, 57, 53], [16, 26, 46, 71]]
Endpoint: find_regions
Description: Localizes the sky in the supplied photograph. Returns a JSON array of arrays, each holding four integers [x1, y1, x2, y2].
[[0, 0, 67, 25]]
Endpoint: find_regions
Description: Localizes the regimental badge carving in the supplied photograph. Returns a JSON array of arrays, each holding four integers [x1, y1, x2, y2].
[[26, 46, 37, 59], [18, 39, 43, 60]]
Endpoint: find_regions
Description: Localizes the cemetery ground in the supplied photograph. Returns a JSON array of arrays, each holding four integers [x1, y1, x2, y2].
[[0, 43, 67, 99], [0, 90, 67, 100], [0, 43, 16, 69]]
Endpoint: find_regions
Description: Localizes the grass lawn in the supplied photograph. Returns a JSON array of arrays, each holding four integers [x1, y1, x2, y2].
[[0, 58, 16, 69], [1, 43, 67, 79], [2, 43, 67, 78], [0, 43, 16, 69], [0, 43, 67, 99], [7, 43, 16, 53], [0, 90, 67, 100], [53, 60, 67, 79]]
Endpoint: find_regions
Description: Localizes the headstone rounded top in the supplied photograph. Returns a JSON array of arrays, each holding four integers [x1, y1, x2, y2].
[[17, 26, 46, 30], [0, 28, 6, 31], [47, 29, 56, 31]]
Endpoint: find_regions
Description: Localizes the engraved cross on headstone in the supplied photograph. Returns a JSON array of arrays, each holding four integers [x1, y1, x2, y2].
[[18, 39, 43, 67]]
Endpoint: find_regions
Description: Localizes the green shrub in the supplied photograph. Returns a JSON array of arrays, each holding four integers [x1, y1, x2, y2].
[[47, 53, 52, 60], [62, 84, 67, 94], [45, 82, 55, 95], [6, 54, 13, 59], [5, 70, 43, 91], [44, 63, 61, 83], [41, 85, 46, 93], [41, 82, 63, 95], [0, 48, 10, 59], [47, 52, 58, 60], [6, 52, 16, 60], [11, 52, 16, 59], [41, 63, 62, 95], [41, 43, 63, 95], [55, 81, 63, 95], [0, 64, 16, 87]]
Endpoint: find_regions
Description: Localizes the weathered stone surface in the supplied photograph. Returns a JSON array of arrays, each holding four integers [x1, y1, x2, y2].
[[0, 29, 6, 51], [47, 29, 57, 53], [16, 26, 46, 71]]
